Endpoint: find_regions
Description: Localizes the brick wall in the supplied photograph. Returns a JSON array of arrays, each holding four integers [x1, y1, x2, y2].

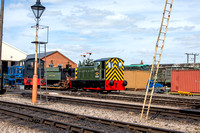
[[41, 52, 77, 68]]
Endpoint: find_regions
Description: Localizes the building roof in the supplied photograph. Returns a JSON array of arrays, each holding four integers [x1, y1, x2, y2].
[[125, 64, 149, 67], [26, 51, 56, 59], [3, 42, 28, 55], [2, 42, 27, 61], [26, 51, 76, 65]]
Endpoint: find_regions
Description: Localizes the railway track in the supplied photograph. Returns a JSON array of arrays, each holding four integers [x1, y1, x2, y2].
[[6, 89, 200, 109], [61, 91, 200, 109], [0, 101, 183, 133], [21, 92, 200, 121]]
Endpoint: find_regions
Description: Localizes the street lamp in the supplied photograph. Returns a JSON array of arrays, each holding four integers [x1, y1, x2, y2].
[[31, 0, 45, 103]]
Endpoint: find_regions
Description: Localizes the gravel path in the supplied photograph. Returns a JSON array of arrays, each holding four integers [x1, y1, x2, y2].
[[0, 94, 199, 133]]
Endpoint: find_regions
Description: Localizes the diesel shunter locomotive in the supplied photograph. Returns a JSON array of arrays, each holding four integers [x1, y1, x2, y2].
[[70, 57, 127, 92]]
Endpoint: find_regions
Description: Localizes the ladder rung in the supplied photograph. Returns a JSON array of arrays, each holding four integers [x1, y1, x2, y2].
[[165, 10, 170, 12], [161, 32, 166, 34], [164, 17, 168, 19], [162, 25, 167, 27], [167, 2, 173, 8]]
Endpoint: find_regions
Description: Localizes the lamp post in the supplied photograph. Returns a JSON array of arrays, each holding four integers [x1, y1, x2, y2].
[[31, 0, 45, 103]]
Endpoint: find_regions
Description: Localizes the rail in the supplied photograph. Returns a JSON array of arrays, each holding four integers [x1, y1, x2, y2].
[[21, 93, 200, 121], [0, 101, 183, 133]]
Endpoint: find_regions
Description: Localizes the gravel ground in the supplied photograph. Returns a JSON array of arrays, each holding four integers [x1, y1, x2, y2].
[[0, 117, 66, 133], [0, 94, 200, 133], [0, 121, 42, 133]]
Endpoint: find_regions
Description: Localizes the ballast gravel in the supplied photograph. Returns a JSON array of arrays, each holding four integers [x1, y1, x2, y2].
[[0, 118, 66, 133], [0, 94, 199, 133]]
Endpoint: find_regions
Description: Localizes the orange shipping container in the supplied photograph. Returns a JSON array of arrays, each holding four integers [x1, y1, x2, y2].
[[171, 70, 200, 93], [124, 70, 149, 91]]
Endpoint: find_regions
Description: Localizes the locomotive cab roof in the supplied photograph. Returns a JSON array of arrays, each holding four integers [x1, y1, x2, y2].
[[94, 57, 124, 62]]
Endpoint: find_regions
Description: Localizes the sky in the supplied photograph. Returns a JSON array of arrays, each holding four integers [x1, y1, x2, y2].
[[2, 0, 200, 65]]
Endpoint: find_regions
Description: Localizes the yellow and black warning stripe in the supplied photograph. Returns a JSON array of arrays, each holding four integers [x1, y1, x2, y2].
[[75, 68, 77, 79], [106, 58, 124, 81]]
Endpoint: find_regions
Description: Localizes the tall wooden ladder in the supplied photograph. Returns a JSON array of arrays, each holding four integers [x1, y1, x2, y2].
[[140, 0, 173, 121]]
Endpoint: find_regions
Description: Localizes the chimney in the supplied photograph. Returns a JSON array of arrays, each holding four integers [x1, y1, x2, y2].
[[140, 60, 143, 64]]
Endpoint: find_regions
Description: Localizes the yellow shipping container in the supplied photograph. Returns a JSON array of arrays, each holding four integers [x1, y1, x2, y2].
[[124, 70, 150, 91]]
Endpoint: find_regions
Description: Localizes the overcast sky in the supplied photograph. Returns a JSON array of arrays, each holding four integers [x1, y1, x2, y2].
[[3, 0, 200, 65]]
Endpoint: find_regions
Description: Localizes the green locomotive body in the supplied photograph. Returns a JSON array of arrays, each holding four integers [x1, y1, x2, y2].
[[71, 57, 127, 92]]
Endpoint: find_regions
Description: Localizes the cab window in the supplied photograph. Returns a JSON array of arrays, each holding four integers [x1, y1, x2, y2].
[[27, 61, 33, 68], [94, 62, 100, 68], [108, 62, 113, 68], [118, 62, 122, 68]]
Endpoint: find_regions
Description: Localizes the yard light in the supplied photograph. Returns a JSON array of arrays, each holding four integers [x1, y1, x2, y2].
[[31, 0, 45, 103], [31, 0, 45, 20]]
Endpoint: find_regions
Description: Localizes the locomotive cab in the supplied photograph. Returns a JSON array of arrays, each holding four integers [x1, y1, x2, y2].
[[21, 58, 45, 89], [94, 61, 105, 80]]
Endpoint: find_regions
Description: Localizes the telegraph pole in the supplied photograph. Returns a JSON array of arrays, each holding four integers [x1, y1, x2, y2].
[[0, 0, 4, 93], [185, 53, 199, 64]]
